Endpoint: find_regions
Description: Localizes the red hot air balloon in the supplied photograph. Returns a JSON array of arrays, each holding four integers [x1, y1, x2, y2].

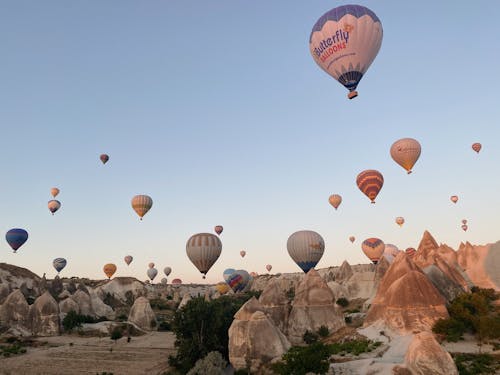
[[100, 154, 109, 164], [214, 225, 223, 235], [361, 237, 385, 264], [356, 170, 384, 204], [472, 143, 482, 153], [450, 195, 458, 204]]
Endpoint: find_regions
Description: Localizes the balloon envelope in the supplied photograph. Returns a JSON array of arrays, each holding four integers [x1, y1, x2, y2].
[[240, 250, 246, 258], [266, 264, 272, 272], [171, 278, 182, 285], [160, 278, 168, 285], [147, 267, 158, 281], [287, 230, 325, 273], [223, 268, 235, 283], [349, 236, 355, 243], [124, 255, 133, 265], [450, 195, 458, 204], [148, 262, 155, 269], [390, 138, 421, 174], [131, 195, 153, 220], [164, 267, 172, 276], [383, 244, 399, 263], [328, 194, 342, 210], [6, 228, 28, 252], [53, 258, 67, 273], [472, 143, 481, 153], [186, 233, 222, 278], [215, 281, 230, 294], [361, 238, 385, 264], [214, 225, 223, 235], [356, 170, 384, 203], [462, 219, 467, 225], [100, 154, 109, 164], [462, 224, 468, 232], [103, 263, 117, 279], [227, 270, 250, 293], [48, 200, 61, 215], [395, 217, 405, 227], [309, 4, 383, 99], [50, 187, 60, 198]]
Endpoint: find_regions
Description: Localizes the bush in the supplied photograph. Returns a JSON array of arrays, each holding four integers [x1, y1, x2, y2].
[[271, 342, 331, 375], [453, 353, 499, 375], [433, 318, 466, 342], [110, 327, 123, 342], [158, 321, 172, 331], [329, 340, 380, 356], [186, 351, 227, 375], [303, 330, 319, 344], [336, 297, 349, 307], [317, 325, 330, 338]]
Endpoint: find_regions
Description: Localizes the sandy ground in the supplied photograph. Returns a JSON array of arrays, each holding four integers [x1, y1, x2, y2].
[[0, 332, 176, 375]]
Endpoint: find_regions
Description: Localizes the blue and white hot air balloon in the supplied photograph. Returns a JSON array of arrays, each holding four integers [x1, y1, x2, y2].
[[287, 230, 325, 273], [53, 258, 67, 274], [309, 4, 383, 99], [6, 228, 29, 253]]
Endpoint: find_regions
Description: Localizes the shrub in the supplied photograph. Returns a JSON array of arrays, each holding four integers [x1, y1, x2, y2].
[[271, 342, 331, 375], [158, 321, 172, 331], [186, 351, 227, 375], [336, 297, 349, 307], [453, 353, 499, 375], [303, 330, 319, 344], [110, 327, 123, 342], [433, 318, 466, 342], [317, 325, 330, 338]]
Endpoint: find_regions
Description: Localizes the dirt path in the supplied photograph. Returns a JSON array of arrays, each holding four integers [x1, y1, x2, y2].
[[0, 332, 176, 375]]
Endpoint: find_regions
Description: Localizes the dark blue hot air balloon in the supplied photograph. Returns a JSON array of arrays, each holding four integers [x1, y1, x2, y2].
[[6, 228, 28, 253], [53, 258, 67, 274]]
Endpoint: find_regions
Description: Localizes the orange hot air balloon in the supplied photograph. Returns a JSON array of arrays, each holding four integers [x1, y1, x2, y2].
[[356, 170, 384, 203], [472, 142, 481, 153], [390, 138, 421, 174], [100, 154, 109, 164], [131, 194, 153, 220], [361, 238, 385, 264], [450, 195, 458, 204], [405, 247, 416, 258], [240, 250, 246, 258], [349, 236, 355, 243], [461, 224, 468, 232], [328, 194, 342, 210], [50, 187, 60, 198], [214, 225, 223, 235], [103, 263, 117, 279], [395, 217, 405, 227]]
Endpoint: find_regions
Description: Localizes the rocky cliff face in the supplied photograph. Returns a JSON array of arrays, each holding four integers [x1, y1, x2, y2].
[[457, 241, 500, 290], [0, 263, 41, 304], [258, 278, 291, 334], [0, 289, 31, 334], [29, 291, 60, 336], [128, 296, 156, 331]]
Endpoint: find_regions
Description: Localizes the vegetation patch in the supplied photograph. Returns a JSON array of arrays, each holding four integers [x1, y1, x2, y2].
[[452, 353, 500, 375]]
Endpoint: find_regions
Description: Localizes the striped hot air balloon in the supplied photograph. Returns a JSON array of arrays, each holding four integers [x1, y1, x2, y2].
[[472, 142, 481, 153], [103, 263, 117, 279], [328, 194, 342, 210], [131, 195, 153, 220], [6, 228, 29, 253], [356, 170, 384, 203], [186, 233, 222, 278], [361, 238, 385, 264], [223, 268, 235, 283], [227, 270, 250, 293], [53, 258, 67, 274], [390, 138, 421, 174], [287, 230, 325, 273]]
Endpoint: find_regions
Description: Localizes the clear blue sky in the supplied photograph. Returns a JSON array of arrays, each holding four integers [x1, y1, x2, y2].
[[1, 1, 499, 283]]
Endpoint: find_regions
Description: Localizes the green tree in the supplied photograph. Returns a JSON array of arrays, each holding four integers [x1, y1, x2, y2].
[[271, 342, 331, 375]]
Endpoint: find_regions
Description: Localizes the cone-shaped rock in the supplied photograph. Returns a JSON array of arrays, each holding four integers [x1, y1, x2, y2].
[[336, 260, 353, 283], [259, 278, 291, 333], [71, 290, 94, 317], [457, 241, 500, 290], [29, 291, 60, 336], [0, 289, 30, 334], [59, 297, 80, 323], [128, 296, 157, 331], [405, 332, 458, 374]]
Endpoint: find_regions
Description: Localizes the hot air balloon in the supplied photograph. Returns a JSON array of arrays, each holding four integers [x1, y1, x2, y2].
[[390, 138, 422, 174], [131, 195, 153, 220], [349, 236, 355, 243], [148, 262, 155, 269], [240, 250, 246, 258], [356, 170, 384, 203], [53, 258, 67, 274], [405, 247, 416, 258], [395, 217, 405, 227], [124, 255, 133, 266], [472, 143, 482, 153], [266, 264, 272, 272], [103, 263, 117, 279], [50, 187, 60, 198], [462, 219, 468, 225], [161, 278, 168, 285], [361, 238, 385, 264], [164, 267, 172, 277], [250, 271, 258, 277], [214, 225, 223, 235], [461, 224, 468, 232], [147, 267, 158, 282], [172, 278, 182, 285], [223, 268, 235, 283], [6, 228, 28, 253], [287, 230, 325, 273], [186, 233, 222, 279], [383, 244, 399, 263], [48, 200, 61, 215], [328, 194, 342, 210], [309, 4, 383, 99], [100, 154, 109, 164], [227, 270, 250, 293], [215, 281, 230, 295], [450, 195, 458, 204]]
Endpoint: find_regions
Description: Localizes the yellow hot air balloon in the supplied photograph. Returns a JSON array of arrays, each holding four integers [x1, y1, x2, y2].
[[50, 187, 60, 198], [361, 238, 385, 264], [215, 281, 230, 295], [328, 194, 342, 210], [356, 170, 384, 203], [395, 217, 405, 227], [390, 138, 421, 174], [103, 263, 117, 279], [131, 195, 153, 220], [186, 233, 222, 279]]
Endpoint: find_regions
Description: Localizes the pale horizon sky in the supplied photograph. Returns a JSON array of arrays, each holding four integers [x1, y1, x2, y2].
[[1, 1, 499, 284]]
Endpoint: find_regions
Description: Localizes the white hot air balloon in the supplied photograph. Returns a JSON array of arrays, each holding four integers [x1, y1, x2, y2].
[[147, 267, 158, 282], [164, 267, 172, 277], [186, 233, 222, 279], [287, 230, 325, 273]]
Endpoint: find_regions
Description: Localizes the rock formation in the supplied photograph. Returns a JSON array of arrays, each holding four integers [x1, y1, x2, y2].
[[404, 332, 458, 374], [71, 289, 94, 316], [127, 296, 156, 331], [88, 288, 115, 319], [59, 297, 80, 322], [94, 277, 146, 307], [457, 241, 500, 290], [258, 278, 291, 333], [0, 289, 30, 334], [29, 291, 60, 336], [336, 261, 354, 283], [229, 297, 290, 372], [287, 269, 345, 344], [0, 263, 41, 305]]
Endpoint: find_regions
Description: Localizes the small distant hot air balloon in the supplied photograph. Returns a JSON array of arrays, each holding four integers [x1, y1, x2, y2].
[[124, 255, 133, 266], [462, 219, 468, 225], [48, 200, 61, 215], [147, 268, 158, 282], [131, 195, 153, 220], [266, 264, 272, 272], [215, 281, 230, 295], [100, 154, 109, 164], [356, 170, 384, 204], [309, 4, 383, 99], [186, 233, 222, 279], [328, 194, 342, 210], [450, 195, 458, 204], [472, 143, 482, 153], [103, 263, 117, 279], [361, 238, 385, 264], [405, 247, 416, 258], [164, 267, 172, 277], [287, 230, 325, 273], [160, 278, 168, 285], [172, 278, 182, 285], [461, 224, 468, 232], [227, 270, 250, 293], [395, 217, 405, 227], [148, 262, 155, 269], [6, 228, 29, 253], [240, 250, 246, 258], [214, 225, 223, 235], [349, 236, 355, 243], [53, 258, 67, 274], [50, 187, 60, 198], [390, 138, 422, 174], [250, 271, 258, 277]]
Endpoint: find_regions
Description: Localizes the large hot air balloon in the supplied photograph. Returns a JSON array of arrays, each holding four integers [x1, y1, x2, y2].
[[53, 258, 67, 274], [103, 263, 117, 279], [349, 236, 355, 243], [472, 143, 482, 153], [240, 250, 246, 258], [164, 267, 172, 277], [215, 281, 230, 295], [361, 238, 385, 264], [227, 270, 250, 293], [328, 194, 342, 210], [48, 200, 61, 215], [186, 233, 222, 278], [405, 247, 416, 258], [287, 230, 325, 273], [124, 255, 133, 266], [50, 187, 60, 198], [450, 195, 458, 204], [214, 225, 223, 235], [131, 195, 153, 220], [461, 224, 468, 232], [147, 267, 158, 282], [6, 228, 28, 253], [395, 217, 405, 227], [223, 268, 235, 283], [148, 262, 155, 269], [356, 170, 383, 203], [266, 264, 272, 272], [171, 278, 182, 285], [100, 154, 109, 164], [390, 138, 421, 174], [309, 4, 383, 99]]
